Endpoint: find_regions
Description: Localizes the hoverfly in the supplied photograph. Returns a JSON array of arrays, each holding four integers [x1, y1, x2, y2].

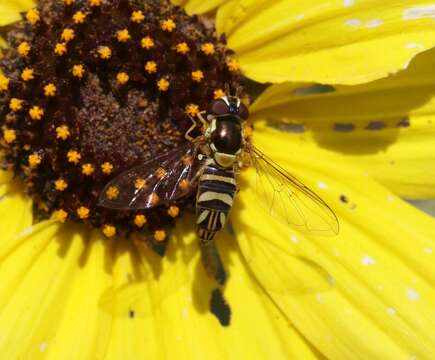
[[99, 92, 339, 285]]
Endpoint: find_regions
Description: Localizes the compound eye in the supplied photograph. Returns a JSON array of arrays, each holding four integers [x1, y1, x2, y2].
[[238, 102, 249, 120], [211, 99, 229, 115]]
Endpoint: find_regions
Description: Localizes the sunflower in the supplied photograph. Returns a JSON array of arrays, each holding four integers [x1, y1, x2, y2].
[[0, 0, 435, 358]]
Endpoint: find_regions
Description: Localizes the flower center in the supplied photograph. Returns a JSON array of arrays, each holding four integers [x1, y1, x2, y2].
[[0, 0, 244, 241]]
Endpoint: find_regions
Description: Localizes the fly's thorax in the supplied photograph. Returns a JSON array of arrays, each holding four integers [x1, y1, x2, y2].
[[207, 117, 242, 169]]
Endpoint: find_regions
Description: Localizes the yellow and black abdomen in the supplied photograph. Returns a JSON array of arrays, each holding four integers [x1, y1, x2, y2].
[[196, 164, 236, 244]]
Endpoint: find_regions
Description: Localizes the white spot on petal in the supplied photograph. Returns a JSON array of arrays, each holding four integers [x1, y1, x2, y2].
[[387, 195, 395, 202], [181, 307, 189, 318], [344, 0, 355, 6], [315, 293, 325, 303], [318, 181, 328, 190], [405, 42, 424, 49], [361, 255, 375, 266], [409, 355, 417, 360], [366, 19, 383, 28], [423, 247, 433, 255], [406, 288, 420, 301], [403, 5, 435, 20], [387, 307, 396, 316], [39, 342, 48, 352], [290, 234, 299, 244], [345, 19, 361, 27], [295, 14, 305, 21], [18, 227, 34, 237]]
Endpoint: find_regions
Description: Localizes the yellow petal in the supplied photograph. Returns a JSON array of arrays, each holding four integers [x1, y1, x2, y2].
[[45, 228, 113, 359], [0, 181, 32, 243], [0, 213, 318, 358], [0, 0, 34, 26], [103, 215, 318, 359], [172, 0, 226, 14], [217, 0, 435, 84], [232, 124, 435, 358], [0, 221, 104, 358], [250, 48, 435, 199]]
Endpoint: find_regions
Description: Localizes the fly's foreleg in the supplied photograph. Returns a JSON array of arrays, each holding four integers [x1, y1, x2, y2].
[[185, 115, 198, 142], [185, 112, 209, 141]]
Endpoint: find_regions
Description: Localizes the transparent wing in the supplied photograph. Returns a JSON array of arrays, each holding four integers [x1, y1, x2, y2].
[[246, 145, 339, 235], [99, 142, 205, 210], [233, 217, 334, 295]]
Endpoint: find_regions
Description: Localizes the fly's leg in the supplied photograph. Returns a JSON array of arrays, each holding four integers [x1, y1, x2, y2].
[[185, 115, 198, 142], [185, 112, 209, 141], [197, 111, 208, 129]]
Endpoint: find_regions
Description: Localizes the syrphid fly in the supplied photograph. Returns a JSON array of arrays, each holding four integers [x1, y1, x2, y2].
[[98, 92, 339, 285]]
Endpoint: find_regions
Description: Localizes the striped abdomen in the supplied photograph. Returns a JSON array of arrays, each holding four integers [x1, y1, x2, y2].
[[196, 165, 236, 244]]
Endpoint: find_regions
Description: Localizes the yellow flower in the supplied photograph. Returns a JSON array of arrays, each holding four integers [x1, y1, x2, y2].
[[0, 1, 434, 359]]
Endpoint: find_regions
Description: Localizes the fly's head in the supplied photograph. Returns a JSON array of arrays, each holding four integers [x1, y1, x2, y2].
[[210, 95, 250, 123]]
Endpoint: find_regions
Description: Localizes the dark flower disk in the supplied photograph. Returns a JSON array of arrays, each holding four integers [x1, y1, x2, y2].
[[0, 0, 244, 243]]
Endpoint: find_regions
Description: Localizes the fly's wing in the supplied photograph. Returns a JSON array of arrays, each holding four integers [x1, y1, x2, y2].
[[235, 216, 335, 295], [99, 142, 205, 210], [233, 145, 338, 295], [246, 145, 339, 235]]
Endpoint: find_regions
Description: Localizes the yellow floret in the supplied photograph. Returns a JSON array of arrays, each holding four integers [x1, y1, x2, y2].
[[53, 209, 68, 223], [61, 28, 75, 42], [82, 163, 95, 175], [131, 10, 145, 23], [116, 29, 131, 42], [201, 43, 215, 55], [0, 74, 9, 91], [67, 150, 81, 164], [176, 42, 190, 54], [55, 179, 68, 191], [29, 106, 44, 120], [18, 42, 31, 57], [21, 68, 34, 81], [77, 206, 90, 219], [116, 72, 129, 85], [191, 70, 204, 82], [72, 64, 85, 78], [157, 78, 170, 91], [44, 83, 57, 97], [26, 9, 40, 25], [145, 61, 157, 74], [141, 36, 154, 50], [98, 46, 112, 59], [101, 162, 113, 174], [28, 153, 42, 168], [134, 214, 147, 227], [56, 125, 70, 140], [154, 230, 166, 242], [161, 19, 176, 32], [102, 225, 116, 238], [3, 129, 16, 144]]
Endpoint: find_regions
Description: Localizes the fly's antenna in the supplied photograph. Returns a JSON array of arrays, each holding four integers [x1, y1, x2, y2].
[[224, 83, 231, 96], [235, 85, 242, 98]]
